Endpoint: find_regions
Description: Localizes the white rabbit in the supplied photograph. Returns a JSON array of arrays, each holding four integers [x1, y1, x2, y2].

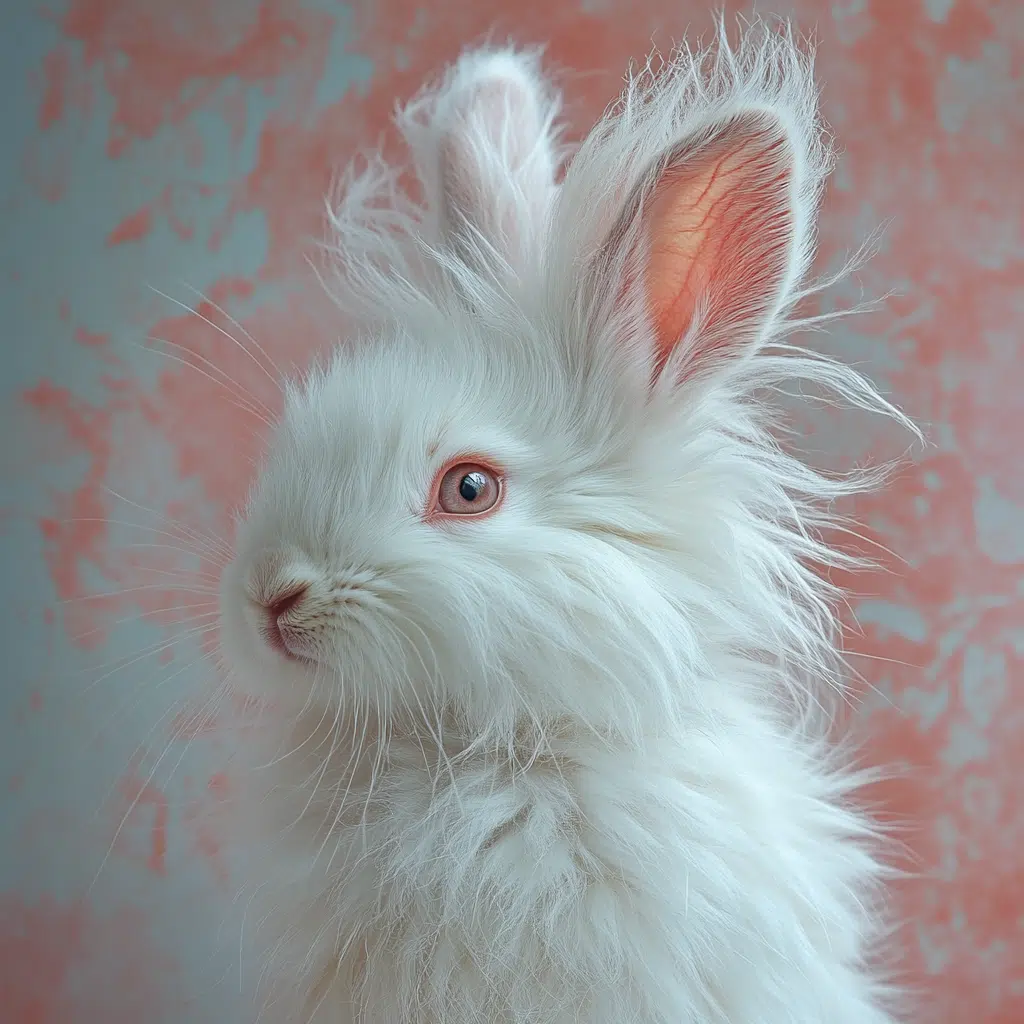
[[217, 17, 915, 1024]]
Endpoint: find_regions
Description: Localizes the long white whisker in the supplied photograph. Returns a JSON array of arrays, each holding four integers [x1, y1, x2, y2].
[[73, 606, 219, 644], [110, 540, 227, 562], [141, 330, 272, 415], [181, 281, 287, 383], [58, 582, 220, 604], [90, 653, 211, 797], [88, 675, 205, 893], [62, 516, 229, 566], [150, 284, 281, 394], [104, 488, 234, 559], [80, 622, 218, 691], [140, 337, 277, 430]]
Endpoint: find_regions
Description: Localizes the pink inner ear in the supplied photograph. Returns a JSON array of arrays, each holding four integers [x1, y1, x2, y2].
[[643, 116, 795, 378]]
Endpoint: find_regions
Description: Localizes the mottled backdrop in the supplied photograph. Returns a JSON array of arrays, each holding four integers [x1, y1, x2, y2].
[[1, 0, 1021, 1021]]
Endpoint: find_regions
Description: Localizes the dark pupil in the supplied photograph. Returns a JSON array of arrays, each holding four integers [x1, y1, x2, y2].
[[459, 472, 485, 502]]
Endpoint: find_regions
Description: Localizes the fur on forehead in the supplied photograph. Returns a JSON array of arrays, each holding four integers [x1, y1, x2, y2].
[[279, 310, 583, 452]]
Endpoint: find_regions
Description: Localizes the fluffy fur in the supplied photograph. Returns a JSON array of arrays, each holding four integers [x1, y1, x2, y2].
[[217, 17, 917, 1024]]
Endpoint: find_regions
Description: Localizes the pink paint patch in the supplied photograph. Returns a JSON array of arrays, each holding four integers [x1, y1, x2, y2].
[[114, 769, 170, 876], [106, 204, 153, 246], [57, 0, 337, 158], [26, 381, 123, 646], [182, 772, 232, 887], [0, 897, 181, 1023], [22, 371, 226, 648], [140, 283, 338, 513], [73, 326, 109, 348], [207, 771, 229, 798], [38, 50, 71, 130]]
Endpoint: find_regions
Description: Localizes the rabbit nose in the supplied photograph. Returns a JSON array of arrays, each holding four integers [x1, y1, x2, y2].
[[265, 585, 309, 622], [256, 583, 312, 659]]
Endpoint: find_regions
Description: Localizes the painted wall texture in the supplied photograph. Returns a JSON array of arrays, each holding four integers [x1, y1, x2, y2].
[[1, 0, 1021, 1020]]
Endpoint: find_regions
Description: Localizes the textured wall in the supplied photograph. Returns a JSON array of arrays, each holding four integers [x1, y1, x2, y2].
[[1, 0, 1022, 1021]]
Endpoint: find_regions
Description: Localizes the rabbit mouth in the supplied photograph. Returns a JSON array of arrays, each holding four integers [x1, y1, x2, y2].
[[261, 619, 316, 666]]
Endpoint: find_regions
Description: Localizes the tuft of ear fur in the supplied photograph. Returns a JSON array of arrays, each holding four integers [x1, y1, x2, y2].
[[397, 47, 564, 279], [551, 17, 831, 389]]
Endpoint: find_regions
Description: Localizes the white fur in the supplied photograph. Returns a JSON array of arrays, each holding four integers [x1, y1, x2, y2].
[[217, 17, 916, 1024]]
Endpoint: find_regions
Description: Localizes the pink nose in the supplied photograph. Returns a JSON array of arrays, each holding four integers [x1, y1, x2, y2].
[[259, 584, 310, 657], [266, 586, 308, 621]]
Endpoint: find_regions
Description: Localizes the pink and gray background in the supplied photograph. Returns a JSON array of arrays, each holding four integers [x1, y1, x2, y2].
[[1, 0, 1022, 1020]]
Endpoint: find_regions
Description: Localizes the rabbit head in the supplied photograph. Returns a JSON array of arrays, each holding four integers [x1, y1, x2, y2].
[[219, 21, 907, 744]]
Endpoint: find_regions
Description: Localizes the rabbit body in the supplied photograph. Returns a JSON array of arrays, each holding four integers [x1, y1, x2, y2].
[[217, 19, 910, 1024]]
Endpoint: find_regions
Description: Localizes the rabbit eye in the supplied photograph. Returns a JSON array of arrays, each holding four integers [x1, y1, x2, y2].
[[433, 461, 503, 518]]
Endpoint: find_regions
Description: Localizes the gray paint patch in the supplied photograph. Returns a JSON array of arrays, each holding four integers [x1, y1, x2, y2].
[[934, 814, 961, 882], [962, 774, 1002, 824], [924, 0, 956, 23], [312, 4, 375, 109], [917, 921, 952, 974], [939, 43, 1014, 140], [832, 0, 867, 18], [973, 477, 1024, 565], [857, 600, 929, 643], [942, 720, 990, 769], [961, 644, 1008, 728], [901, 682, 951, 731]]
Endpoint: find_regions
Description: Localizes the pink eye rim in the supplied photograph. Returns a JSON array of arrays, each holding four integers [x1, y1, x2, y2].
[[426, 457, 505, 521]]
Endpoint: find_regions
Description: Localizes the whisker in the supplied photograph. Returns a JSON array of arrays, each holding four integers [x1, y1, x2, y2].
[[157, 686, 232, 796], [58, 582, 220, 604], [317, 681, 381, 875], [72, 606, 219, 645], [80, 622, 218, 691], [150, 284, 281, 396], [113, 564, 222, 584], [88, 667, 222, 893], [322, 685, 380, 884], [104, 489, 234, 560], [180, 281, 287, 384], [142, 331, 272, 414], [113, 540, 228, 563], [60, 516, 229, 566], [90, 652, 209, 778], [140, 338, 277, 430], [844, 650, 921, 672], [258, 685, 335, 771], [288, 686, 348, 832]]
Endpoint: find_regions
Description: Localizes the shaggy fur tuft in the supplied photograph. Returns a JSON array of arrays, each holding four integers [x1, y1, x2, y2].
[[217, 16, 918, 1024]]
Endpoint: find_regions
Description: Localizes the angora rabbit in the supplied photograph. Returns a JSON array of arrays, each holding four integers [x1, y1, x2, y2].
[[218, 17, 914, 1024]]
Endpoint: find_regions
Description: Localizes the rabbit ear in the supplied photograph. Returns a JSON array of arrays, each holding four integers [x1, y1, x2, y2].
[[615, 112, 800, 381], [556, 24, 827, 390], [399, 48, 562, 276]]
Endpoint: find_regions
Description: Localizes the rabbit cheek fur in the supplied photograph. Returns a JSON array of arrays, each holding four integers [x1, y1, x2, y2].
[[217, 20, 913, 1024]]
